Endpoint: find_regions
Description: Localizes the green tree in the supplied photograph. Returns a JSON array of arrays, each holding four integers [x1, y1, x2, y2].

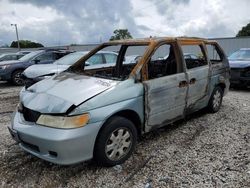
[[236, 23, 250, 37], [10, 40, 44, 48], [109, 29, 133, 41]]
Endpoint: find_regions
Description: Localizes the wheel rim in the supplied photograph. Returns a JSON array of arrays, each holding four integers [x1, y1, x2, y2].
[[105, 128, 132, 161], [14, 71, 23, 85], [213, 90, 221, 109]]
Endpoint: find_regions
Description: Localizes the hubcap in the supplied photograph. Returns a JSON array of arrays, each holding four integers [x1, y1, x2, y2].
[[105, 128, 132, 161], [213, 90, 221, 109], [14, 71, 23, 85]]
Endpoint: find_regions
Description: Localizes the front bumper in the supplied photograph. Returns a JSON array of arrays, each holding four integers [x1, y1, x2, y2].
[[9, 111, 103, 165], [230, 68, 250, 86], [0, 68, 12, 81]]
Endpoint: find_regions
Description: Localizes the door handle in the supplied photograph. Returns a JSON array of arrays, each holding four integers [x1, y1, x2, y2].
[[189, 78, 196, 84], [179, 80, 188, 88]]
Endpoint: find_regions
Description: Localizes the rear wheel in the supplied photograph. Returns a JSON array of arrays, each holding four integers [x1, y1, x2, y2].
[[11, 70, 24, 86], [208, 86, 223, 113], [94, 116, 137, 166]]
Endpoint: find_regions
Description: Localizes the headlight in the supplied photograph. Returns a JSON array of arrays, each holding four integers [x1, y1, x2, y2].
[[36, 113, 89, 129]]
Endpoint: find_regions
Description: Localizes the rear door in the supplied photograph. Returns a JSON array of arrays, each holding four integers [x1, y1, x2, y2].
[[180, 42, 210, 113], [143, 43, 188, 132]]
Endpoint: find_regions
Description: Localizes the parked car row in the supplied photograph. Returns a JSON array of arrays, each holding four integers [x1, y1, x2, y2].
[[0, 49, 72, 85]]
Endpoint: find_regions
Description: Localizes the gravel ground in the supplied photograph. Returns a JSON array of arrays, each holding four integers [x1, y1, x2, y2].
[[0, 81, 249, 188]]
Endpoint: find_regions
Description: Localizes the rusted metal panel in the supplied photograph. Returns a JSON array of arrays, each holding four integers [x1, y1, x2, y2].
[[143, 73, 187, 132], [185, 66, 210, 112]]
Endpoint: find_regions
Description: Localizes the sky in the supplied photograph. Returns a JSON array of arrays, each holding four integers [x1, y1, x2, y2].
[[0, 0, 249, 47]]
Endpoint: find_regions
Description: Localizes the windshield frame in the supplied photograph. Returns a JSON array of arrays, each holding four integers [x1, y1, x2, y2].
[[68, 42, 151, 80]]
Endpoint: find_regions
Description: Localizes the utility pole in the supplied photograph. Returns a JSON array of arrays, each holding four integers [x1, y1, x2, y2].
[[11, 24, 20, 51]]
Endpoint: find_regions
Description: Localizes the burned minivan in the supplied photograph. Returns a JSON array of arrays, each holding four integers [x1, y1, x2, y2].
[[8, 37, 230, 166]]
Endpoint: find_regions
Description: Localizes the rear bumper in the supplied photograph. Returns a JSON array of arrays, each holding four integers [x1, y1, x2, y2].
[[9, 111, 103, 165]]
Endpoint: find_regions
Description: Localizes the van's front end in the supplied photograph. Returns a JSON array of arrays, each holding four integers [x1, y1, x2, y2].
[[9, 72, 123, 164], [8, 40, 149, 165]]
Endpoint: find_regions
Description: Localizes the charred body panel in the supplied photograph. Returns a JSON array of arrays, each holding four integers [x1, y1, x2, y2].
[[143, 73, 187, 132]]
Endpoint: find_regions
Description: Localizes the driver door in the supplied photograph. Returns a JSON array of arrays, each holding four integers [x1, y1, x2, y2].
[[143, 43, 188, 132]]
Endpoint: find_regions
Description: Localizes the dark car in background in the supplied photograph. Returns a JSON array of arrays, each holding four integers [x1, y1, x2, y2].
[[0, 49, 72, 85], [229, 48, 250, 87], [0, 53, 24, 61]]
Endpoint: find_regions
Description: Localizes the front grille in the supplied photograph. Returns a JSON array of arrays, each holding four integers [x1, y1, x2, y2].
[[22, 107, 41, 122]]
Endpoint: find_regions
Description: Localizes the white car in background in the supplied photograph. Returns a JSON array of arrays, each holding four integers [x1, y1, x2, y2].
[[23, 51, 118, 87]]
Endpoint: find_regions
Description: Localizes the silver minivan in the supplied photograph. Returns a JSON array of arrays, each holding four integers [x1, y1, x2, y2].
[[8, 37, 230, 166]]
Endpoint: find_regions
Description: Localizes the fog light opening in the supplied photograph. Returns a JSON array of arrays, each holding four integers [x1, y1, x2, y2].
[[49, 151, 58, 157]]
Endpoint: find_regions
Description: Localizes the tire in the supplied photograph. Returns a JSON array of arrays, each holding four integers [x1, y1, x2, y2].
[[94, 116, 137, 167], [11, 70, 24, 86], [208, 86, 223, 113]]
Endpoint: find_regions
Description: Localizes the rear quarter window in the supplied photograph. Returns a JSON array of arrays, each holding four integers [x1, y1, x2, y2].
[[206, 44, 224, 64], [181, 44, 207, 69]]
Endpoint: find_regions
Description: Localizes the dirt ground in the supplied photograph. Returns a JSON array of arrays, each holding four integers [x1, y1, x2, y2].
[[0, 81, 249, 188]]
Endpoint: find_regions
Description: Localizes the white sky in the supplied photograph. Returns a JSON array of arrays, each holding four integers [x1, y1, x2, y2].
[[0, 0, 249, 46]]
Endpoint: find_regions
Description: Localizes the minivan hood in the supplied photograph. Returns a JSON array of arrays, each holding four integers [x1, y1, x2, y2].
[[229, 60, 250, 68], [24, 64, 69, 78], [20, 72, 119, 113]]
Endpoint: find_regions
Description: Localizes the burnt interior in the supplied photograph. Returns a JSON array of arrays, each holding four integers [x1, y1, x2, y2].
[[147, 45, 177, 79], [84, 62, 137, 80]]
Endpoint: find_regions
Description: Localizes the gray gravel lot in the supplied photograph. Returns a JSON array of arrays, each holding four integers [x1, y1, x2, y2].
[[0, 81, 249, 188]]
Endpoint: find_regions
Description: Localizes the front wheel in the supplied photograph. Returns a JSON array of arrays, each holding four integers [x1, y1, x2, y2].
[[208, 86, 223, 113], [11, 70, 24, 86], [94, 116, 137, 167]]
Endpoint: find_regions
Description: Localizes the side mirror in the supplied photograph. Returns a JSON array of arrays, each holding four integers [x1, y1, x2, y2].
[[81, 61, 90, 70], [85, 61, 90, 66]]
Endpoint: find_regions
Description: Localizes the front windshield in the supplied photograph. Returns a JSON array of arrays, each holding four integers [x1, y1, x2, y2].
[[54, 52, 87, 65], [19, 50, 43, 61], [69, 44, 149, 81], [229, 49, 250, 60]]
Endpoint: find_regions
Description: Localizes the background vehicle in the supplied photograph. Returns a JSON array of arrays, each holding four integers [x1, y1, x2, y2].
[[9, 37, 229, 166], [228, 48, 250, 87], [0, 49, 72, 85], [0, 53, 24, 61], [23, 51, 118, 88]]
